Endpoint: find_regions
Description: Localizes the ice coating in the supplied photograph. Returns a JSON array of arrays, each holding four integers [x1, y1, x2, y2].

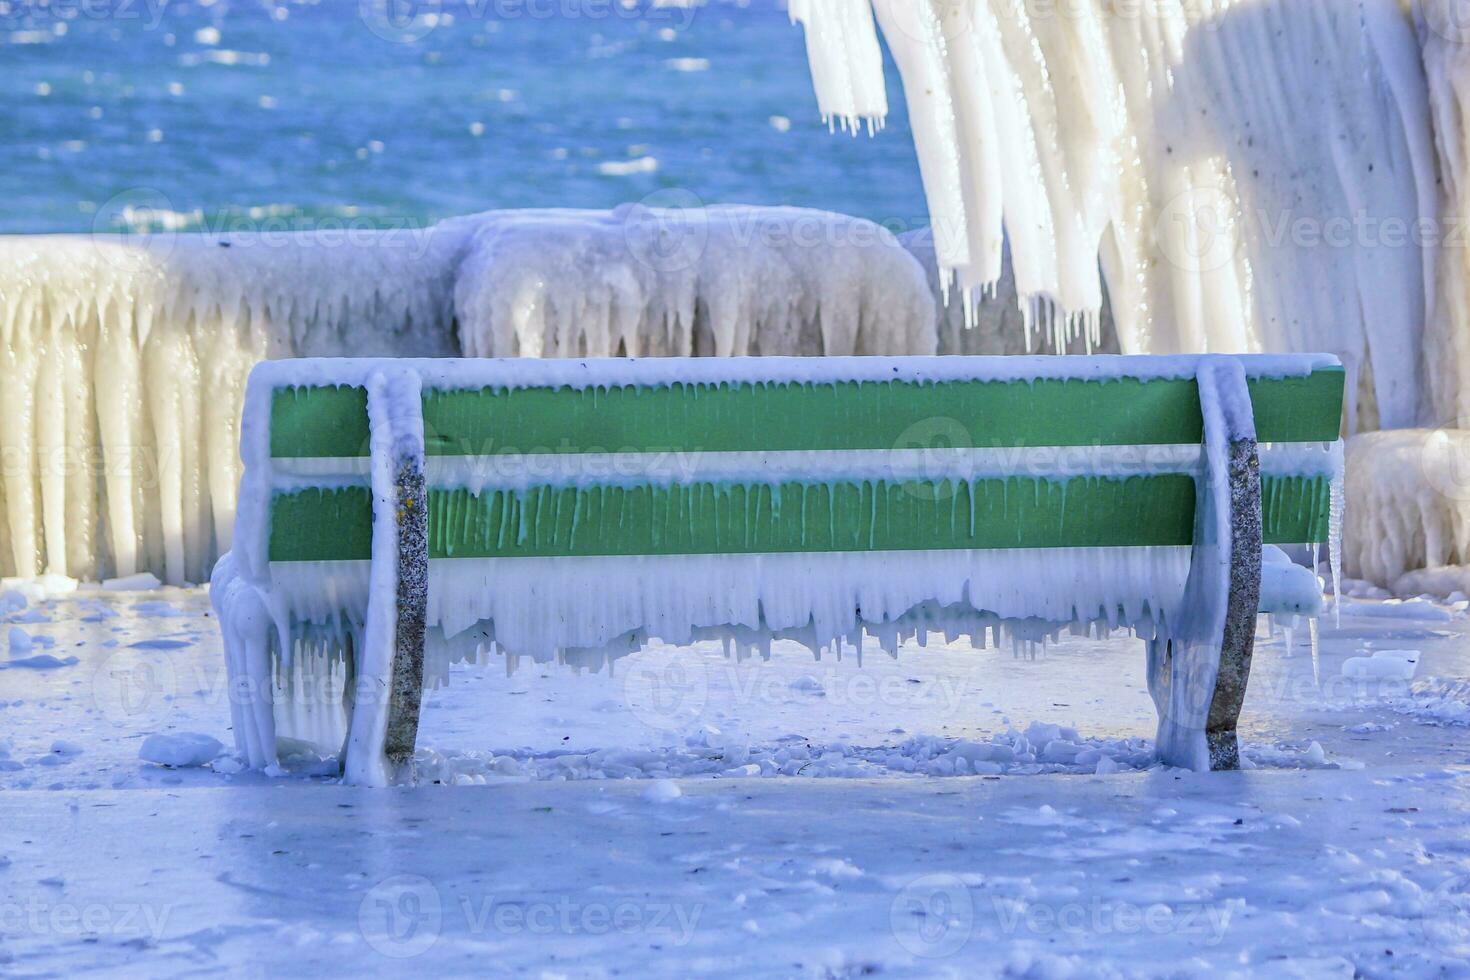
[[787, 0, 888, 134], [0, 205, 933, 584], [1419, 2, 1470, 428], [793, 0, 1436, 430], [451, 206, 934, 358], [214, 354, 1342, 782], [0, 230, 462, 587], [341, 368, 425, 788], [1343, 428, 1470, 590]]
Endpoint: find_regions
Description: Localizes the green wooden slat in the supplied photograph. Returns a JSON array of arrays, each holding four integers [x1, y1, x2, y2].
[[1247, 369, 1345, 444], [266, 367, 1345, 459], [270, 385, 369, 460], [267, 473, 1336, 562], [1262, 475, 1334, 546], [269, 486, 373, 562], [271, 476, 1195, 561], [423, 378, 1203, 456], [425, 476, 1198, 558], [422, 369, 1346, 456]]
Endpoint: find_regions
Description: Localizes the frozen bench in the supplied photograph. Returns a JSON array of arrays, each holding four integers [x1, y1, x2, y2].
[[212, 355, 1344, 785]]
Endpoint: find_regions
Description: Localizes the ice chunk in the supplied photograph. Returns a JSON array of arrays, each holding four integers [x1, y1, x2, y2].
[[1260, 547, 1325, 618], [0, 653, 77, 670], [139, 732, 224, 768], [1341, 650, 1421, 681], [642, 779, 682, 803], [102, 573, 163, 592]]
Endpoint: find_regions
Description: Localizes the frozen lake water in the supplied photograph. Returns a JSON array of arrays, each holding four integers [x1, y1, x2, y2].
[[1, 0, 927, 235]]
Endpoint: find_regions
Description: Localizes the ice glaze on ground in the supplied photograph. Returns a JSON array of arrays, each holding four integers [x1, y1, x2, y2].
[[2, 580, 1469, 975]]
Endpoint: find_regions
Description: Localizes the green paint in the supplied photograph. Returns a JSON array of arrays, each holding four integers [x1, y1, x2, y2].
[[268, 486, 374, 562], [267, 367, 1345, 460], [422, 377, 1205, 456], [266, 473, 1335, 562], [422, 370, 1345, 456], [1262, 475, 1334, 547], [270, 385, 369, 460], [426, 476, 1197, 557], [1246, 369, 1345, 444]]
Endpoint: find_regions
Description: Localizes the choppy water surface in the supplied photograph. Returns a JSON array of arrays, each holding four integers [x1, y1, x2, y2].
[[1, 0, 927, 234]]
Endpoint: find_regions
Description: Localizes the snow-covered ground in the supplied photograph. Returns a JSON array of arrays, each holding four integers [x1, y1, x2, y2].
[[3, 579, 1470, 975]]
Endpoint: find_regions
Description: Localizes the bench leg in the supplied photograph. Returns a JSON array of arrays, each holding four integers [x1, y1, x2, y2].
[[1150, 361, 1262, 772], [342, 369, 427, 786], [1203, 430, 1262, 771], [384, 453, 428, 767]]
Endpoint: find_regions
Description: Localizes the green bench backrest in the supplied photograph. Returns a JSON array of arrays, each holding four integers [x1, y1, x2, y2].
[[262, 360, 1345, 564]]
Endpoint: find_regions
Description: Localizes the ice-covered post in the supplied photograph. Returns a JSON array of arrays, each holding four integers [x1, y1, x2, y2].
[[1205, 368, 1263, 770], [343, 368, 428, 786], [1149, 358, 1262, 771]]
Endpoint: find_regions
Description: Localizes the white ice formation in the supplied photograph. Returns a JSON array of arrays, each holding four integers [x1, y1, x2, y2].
[[1419, 1, 1470, 429], [792, 0, 1439, 431], [0, 206, 933, 583], [1343, 428, 1470, 589], [899, 229, 1120, 356], [0, 230, 461, 587], [452, 206, 934, 358]]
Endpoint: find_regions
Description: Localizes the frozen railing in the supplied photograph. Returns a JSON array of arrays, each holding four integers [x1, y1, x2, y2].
[[0, 206, 934, 584]]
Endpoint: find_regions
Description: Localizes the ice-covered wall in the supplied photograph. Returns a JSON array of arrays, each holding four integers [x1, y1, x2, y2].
[[1419, 1, 1470, 428], [0, 207, 934, 583], [793, 0, 1439, 431], [1343, 428, 1470, 589]]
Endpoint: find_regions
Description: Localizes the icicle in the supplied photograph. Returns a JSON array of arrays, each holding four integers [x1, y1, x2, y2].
[[1329, 453, 1345, 625], [0, 207, 938, 581], [1309, 618, 1320, 688], [796, 0, 1434, 429]]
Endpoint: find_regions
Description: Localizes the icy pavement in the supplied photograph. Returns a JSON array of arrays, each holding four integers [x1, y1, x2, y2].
[[3, 581, 1470, 975]]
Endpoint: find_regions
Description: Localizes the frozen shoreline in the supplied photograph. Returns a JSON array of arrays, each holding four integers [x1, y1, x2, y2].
[[3, 581, 1469, 972], [6, 768, 1470, 976]]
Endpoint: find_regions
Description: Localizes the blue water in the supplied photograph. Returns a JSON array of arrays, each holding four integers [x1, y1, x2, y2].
[[1, 0, 927, 235]]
